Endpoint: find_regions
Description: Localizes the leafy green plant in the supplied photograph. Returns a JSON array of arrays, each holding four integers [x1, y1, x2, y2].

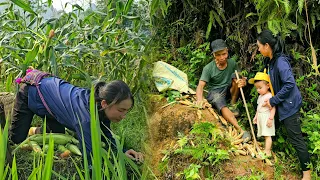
[[235, 167, 265, 180], [175, 122, 229, 166], [301, 111, 320, 176], [164, 42, 211, 86], [160, 122, 230, 179], [0, 0, 153, 94], [176, 163, 201, 180]]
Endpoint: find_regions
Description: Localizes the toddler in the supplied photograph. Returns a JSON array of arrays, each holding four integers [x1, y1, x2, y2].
[[249, 71, 275, 157]]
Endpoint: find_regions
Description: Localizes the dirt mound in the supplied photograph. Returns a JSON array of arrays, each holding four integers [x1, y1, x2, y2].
[[149, 103, 220, 142], [0, 92, 15, 127], [147, 100, 219, 176], [146, 95, 300, 179]]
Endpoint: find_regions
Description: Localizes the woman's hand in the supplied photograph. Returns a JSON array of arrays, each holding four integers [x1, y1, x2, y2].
[[262, 97, 272, 110], [125, 149, 144, 163], [266, 119, 273, 128]]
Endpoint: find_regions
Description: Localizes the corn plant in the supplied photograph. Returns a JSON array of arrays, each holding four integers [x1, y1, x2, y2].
[[0, 0, 159, 94]]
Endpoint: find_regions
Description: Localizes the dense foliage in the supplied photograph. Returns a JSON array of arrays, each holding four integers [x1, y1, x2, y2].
[[1, 0, 320, 178], [152, 0, 320, 177]]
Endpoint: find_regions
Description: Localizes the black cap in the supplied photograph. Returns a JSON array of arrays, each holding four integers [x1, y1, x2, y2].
[[211, 39, 227, 53]]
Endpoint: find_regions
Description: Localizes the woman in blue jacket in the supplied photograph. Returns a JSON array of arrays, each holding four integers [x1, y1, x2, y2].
[[256, 30, 311, 179], [9, 71, 143, 164]]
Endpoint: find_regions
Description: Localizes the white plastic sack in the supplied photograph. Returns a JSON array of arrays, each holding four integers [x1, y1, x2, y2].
[[152, 61, 195, 94]]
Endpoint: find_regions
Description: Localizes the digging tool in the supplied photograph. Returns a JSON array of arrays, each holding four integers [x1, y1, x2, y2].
[[235, 70, 261, 155]]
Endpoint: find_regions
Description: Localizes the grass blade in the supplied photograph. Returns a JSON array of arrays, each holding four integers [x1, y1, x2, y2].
[[11, 154, 18, 180], [42, 134, 54, 180], [0, 119, 9, 180], [90, 86, 102, 179]]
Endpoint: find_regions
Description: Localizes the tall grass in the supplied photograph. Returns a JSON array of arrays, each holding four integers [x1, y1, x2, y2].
[[0, 119, 9, 180]]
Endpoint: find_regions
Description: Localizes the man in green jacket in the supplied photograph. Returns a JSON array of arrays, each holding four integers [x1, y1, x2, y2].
[[196, 39, 250, 140]]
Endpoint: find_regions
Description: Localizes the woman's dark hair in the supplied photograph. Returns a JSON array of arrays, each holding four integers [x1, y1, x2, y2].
[[94, 80, 134, 110], [257, 30, 286, 56]]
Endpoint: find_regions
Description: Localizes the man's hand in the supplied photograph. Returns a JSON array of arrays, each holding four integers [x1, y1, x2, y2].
[[196, 100, 204, 108], [236, 77, 247, 88], [125, 149, 144, 163], [262, 97, 272, 110]]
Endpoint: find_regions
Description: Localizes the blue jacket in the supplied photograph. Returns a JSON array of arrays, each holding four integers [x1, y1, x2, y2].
[[27, 77, 123, 164], [268, 53, 302, 121]]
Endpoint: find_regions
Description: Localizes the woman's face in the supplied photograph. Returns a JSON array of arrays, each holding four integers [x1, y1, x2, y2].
[[102, 98, 133, 123], [257, 40, 271, 58]]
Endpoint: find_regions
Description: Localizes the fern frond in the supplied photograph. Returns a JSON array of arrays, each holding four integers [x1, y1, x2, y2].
[[268, 20, 279, 35], [284, 19, 298, 30], [274, 20, 282, 33], [283, 0, 291, 15]]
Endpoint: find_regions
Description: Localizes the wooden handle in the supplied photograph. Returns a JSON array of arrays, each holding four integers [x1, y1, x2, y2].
[[235, 70, 260, 154]]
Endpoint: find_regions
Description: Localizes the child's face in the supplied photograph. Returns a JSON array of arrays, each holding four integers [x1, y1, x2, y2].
[[254, 81, 269, 95]]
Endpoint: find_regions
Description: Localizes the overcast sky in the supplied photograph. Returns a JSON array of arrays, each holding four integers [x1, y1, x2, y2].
[[52, 0, 96, 12]]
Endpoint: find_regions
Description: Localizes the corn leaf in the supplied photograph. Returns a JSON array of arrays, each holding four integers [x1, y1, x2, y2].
[[25, 43, 39, 65], [10, 0, 37, 15]]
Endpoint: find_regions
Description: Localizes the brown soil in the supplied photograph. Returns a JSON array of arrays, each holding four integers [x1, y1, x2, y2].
[[147, 95, 300, 179]]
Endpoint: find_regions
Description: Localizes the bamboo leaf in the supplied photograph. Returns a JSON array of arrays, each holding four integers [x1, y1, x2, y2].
[[10, 0, 37, 15], [212, 10, 223, 28], [205, 11, 214, 40]]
